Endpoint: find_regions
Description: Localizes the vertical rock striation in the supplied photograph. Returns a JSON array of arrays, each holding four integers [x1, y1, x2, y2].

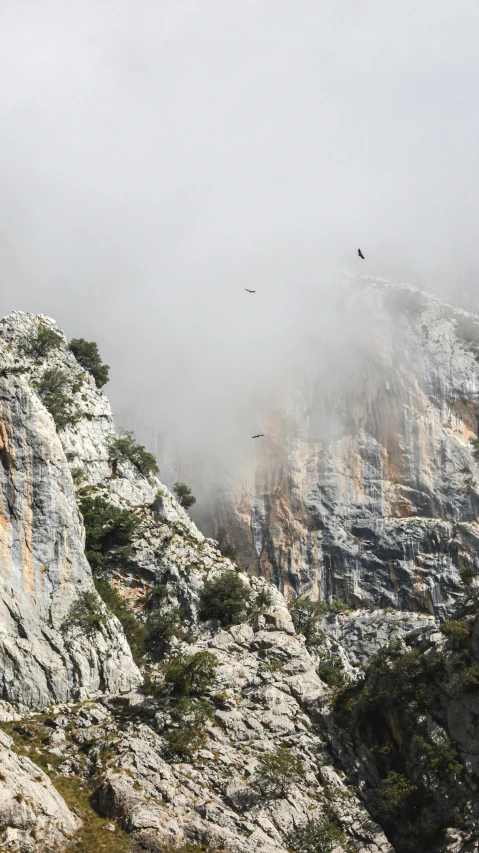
[[210, 279, 479, 616]]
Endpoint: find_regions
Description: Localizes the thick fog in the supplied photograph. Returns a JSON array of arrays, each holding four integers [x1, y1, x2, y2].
[[1, 1, 479, 492]]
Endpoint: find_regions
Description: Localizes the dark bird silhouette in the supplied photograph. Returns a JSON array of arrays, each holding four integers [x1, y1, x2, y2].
[[358, 248, 365, 259], [245, 288, 256, 293], [252, 434, 264, 438]]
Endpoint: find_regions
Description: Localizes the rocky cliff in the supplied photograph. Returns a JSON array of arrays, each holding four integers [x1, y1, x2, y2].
[[0, 312, 140, 708], [209, 278, 479, 618], [0, 307, 478, 852]]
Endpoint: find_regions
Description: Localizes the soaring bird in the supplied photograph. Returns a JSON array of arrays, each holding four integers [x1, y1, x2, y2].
[[358, 248, 365, 259], [252, 434, 264, 438], [245, 288, 256, 293]]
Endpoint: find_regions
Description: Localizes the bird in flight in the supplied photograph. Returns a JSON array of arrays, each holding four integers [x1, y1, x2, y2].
[[358, 248, 365, 259], [252, 434, 264, 438], [245, 288, 256, 293]]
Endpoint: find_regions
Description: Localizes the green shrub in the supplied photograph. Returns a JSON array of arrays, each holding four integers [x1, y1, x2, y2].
[[69, 338, 110, 388], [93, 575, 147, 664], [164, 698, 214, 759], [376, 771, 418, 820], [288, 597, 328, 649], [456, 662, 479, 691], [413, 736, 462, 776], [108, 431, 159, 478], [80, 496, 140, 569], [36, 368, 78, 429], [200, 571, 251, 627], [470, 437, 479, 461], [255, 588, 273, 610], [64, 590, 106, 638], [165, 651, 218, 697], [256, 748, 305, 799], [173, 482, 196, 510], [329, 598, 350, 614], [440, 619, 470, 645], [146, 608, 192, 657], [459, 563, 475, 587], [316, 653, 350, 689], [71, 467, 85, 486], [288, 811, 345, 853], [21, 323, 62, 358]]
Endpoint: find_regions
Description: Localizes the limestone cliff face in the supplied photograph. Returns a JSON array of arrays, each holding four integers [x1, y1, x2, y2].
[[210, 279, 479, 617], [0, 312, 141, 707]]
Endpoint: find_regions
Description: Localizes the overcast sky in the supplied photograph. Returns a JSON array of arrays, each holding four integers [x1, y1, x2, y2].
[[1, 1, 479, 481]]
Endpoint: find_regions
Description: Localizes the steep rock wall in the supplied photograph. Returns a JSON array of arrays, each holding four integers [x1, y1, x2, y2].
[[0, 313, 140, 707], [210, 280, 479, 617]]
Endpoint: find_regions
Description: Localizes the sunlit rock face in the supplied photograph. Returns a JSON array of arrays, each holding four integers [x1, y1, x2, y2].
[[0, 312, 141, 707], [210, 279, 479, 617]]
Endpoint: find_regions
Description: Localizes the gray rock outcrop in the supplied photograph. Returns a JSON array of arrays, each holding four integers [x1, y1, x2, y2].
[[0, 312, 140, 707], [209, 279, 479, 617]]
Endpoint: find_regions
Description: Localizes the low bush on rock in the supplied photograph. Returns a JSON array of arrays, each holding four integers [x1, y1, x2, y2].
[[440, 619, 471, 645], [146, 608, 194, 658], [64, 590, 106, 638], [36, 368, 79, 429], [288, 596, 328, 649], [288, 808, 345, 853], [80, 496, 140, 569], [165, 651, 218, 697], [20, 322, 62, 358], [316, 650, 349, 689], [173, 481, 196, 510], [200, 571, 251, 627], [254, 588, 273, 610], [376, 770, 418, 821], [93, 575, 147, 664], [164, 698, 214, 759], [108, 431, 159, 478], [256, 747, 305, 799], [68, 338, 110, 388]]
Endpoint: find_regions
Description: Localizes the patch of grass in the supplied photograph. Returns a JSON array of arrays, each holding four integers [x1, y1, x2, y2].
[[0, 719, 141, 853]]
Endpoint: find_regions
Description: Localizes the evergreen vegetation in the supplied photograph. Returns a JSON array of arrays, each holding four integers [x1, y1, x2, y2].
[[288, 596, 328, 648], [69, 338, 110, 388], [164, 651, 218, 697], [256, 747, 305, 799], [173, 481, 196, 509], [93, 575, 147, 664], [21, 323, 62, 358], [108, 431, 159, 478], [288, 807, 345, 853], [164, 698, 214, 759], [200, 570, 251, 626], [80, 495, 140, 569], [36, 368, 78, 429], [64, 590, 106, 638]]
